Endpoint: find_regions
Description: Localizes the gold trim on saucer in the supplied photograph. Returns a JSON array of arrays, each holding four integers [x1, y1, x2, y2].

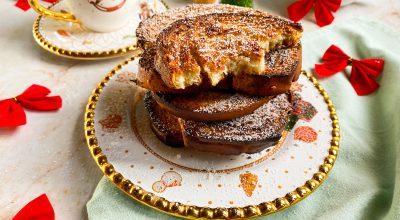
[[32, 0, 169, 60], [84, 55, 340, 219]]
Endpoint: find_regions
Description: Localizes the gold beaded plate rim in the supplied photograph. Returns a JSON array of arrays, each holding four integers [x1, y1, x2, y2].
[[84, 55, 340, 219], [32, 0, 169, 60]]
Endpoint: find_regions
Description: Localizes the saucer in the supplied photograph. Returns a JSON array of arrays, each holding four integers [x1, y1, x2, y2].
[[32, 0, 168, 60], [84, 55, 340, 219]]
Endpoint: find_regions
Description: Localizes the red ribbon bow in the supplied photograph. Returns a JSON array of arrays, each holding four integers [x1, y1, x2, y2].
[[315, 45, 385, 96], [15, 0, 58, 11], [0, 84, 62, 127], [288, 0, 342, 27], [13, 194, 55, 220]]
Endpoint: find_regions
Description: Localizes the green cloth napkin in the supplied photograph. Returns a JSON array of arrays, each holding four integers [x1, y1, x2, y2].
[[87, 17, 400, 220]]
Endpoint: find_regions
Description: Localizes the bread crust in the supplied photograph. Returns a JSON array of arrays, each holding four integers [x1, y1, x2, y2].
[[144, 92, 184, 147]]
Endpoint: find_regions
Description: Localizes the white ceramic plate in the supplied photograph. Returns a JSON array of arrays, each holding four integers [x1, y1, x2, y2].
[[33, 0, 168, 60], [84, 56, 340, 219]]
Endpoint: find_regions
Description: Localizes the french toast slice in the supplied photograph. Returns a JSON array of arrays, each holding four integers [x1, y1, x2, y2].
[[136, 4, 260, 50], [153, 91, 272, 121], [155, 12, 302, 89], [136, 44, 302, 96], [143, 92, 292, 155]]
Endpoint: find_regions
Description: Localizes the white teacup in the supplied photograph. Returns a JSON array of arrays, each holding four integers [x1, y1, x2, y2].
[[29, 0, 137, 32]]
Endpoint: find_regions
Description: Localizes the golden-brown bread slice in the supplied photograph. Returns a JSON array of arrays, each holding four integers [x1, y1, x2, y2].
[[136, 44, 302, 96], [154, 12, 302, 89], [136, 4, 260, 50], [153, 91, 272, 121], [143, 92, 292, 155]]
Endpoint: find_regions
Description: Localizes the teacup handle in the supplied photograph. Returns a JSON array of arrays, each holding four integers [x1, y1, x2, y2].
[[28, 0, 79, 23]]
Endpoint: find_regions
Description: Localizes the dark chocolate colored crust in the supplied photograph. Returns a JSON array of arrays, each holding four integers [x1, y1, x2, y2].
[[143, 92, 292, 155], [153, 91, 272, 121]]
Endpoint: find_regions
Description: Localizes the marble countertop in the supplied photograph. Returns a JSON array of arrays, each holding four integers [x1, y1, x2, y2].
[[0, 0, 399, 219]]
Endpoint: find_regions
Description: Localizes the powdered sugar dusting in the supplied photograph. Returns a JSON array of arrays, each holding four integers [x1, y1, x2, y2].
[[136, 4, 261, 48], [157, 92, 266, 114], [264, 47, 298, 75], [155, 11, 302, 89], [183, 93, 291, 142], [194, 93, 262, 114]]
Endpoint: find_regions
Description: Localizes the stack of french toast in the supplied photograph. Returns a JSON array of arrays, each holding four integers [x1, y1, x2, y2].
[[134, 4, 303, 155]]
